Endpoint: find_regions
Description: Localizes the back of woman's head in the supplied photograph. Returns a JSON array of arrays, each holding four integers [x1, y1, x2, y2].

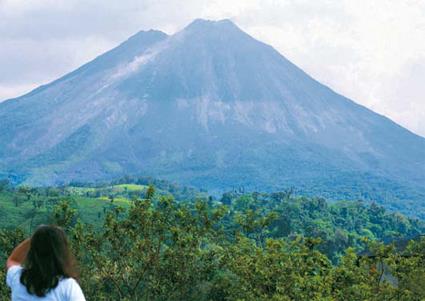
[[20, 225, 78, 297]]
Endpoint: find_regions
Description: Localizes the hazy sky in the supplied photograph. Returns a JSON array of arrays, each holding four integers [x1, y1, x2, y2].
[[1, 0, 424, 136]]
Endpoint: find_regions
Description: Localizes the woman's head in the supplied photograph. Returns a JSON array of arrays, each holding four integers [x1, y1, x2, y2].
[[20, 225, 78, 297]]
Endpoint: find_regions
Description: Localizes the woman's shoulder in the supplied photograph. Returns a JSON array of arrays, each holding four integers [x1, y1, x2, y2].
[[6, 265, 23, 287], [58, 277, 86, 300], [7, 264, 23, 274], [59, 276, 79, 289]]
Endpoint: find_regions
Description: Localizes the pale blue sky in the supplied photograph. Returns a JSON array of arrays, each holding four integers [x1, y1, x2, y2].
[[1, 0, 424, 136]]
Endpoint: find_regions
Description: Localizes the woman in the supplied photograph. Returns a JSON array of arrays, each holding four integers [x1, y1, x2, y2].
[[5, 225, 86, 300]]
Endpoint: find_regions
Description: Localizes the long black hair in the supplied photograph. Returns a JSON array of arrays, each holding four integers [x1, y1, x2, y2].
[[20, 225, 79, 297]]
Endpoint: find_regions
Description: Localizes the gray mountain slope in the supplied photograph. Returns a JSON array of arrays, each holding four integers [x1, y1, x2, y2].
[[0, 19, 424, 216]]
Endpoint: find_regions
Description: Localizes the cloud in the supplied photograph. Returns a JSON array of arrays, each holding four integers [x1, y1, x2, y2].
[[0, 0, 424, 136]]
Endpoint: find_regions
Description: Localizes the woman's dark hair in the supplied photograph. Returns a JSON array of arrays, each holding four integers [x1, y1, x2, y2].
[[20, 225, 79, 297]]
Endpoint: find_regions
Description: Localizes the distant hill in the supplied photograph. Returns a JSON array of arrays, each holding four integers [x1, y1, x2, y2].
[[0, 19, 424, 217]]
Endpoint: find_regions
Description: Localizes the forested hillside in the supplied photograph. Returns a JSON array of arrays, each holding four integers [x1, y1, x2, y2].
[[0, 178, 424, 300]]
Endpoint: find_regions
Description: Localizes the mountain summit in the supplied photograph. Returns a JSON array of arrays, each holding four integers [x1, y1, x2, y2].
[[1, 19, 424, 216]]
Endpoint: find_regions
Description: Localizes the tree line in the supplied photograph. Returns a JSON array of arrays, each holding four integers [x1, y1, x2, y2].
[[0, 182, 424, 300]]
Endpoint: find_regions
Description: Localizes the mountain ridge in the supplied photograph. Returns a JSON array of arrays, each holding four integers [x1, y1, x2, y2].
[[0, 19, 424, 217]]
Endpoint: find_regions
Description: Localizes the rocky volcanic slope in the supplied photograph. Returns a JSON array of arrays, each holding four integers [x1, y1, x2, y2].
[[0, 19, 424, 216]]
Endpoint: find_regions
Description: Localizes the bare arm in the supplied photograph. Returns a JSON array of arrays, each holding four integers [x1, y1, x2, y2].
[[6, 238, 31, 270]]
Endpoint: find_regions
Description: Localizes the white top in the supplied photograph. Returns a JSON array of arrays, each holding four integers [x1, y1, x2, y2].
[[6, 265, 86, 301]]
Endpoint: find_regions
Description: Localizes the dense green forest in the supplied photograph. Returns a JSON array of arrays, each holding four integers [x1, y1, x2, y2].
[[0, 177, 424, 300]]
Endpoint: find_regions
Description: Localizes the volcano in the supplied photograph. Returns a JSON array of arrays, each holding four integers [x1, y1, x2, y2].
[[1, 19, 424, 216]]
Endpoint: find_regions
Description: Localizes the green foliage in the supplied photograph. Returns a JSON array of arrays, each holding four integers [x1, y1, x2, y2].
[[0, 228, 26, 297], [225, 192, 424, 262], [0, 183, 424, 300]]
